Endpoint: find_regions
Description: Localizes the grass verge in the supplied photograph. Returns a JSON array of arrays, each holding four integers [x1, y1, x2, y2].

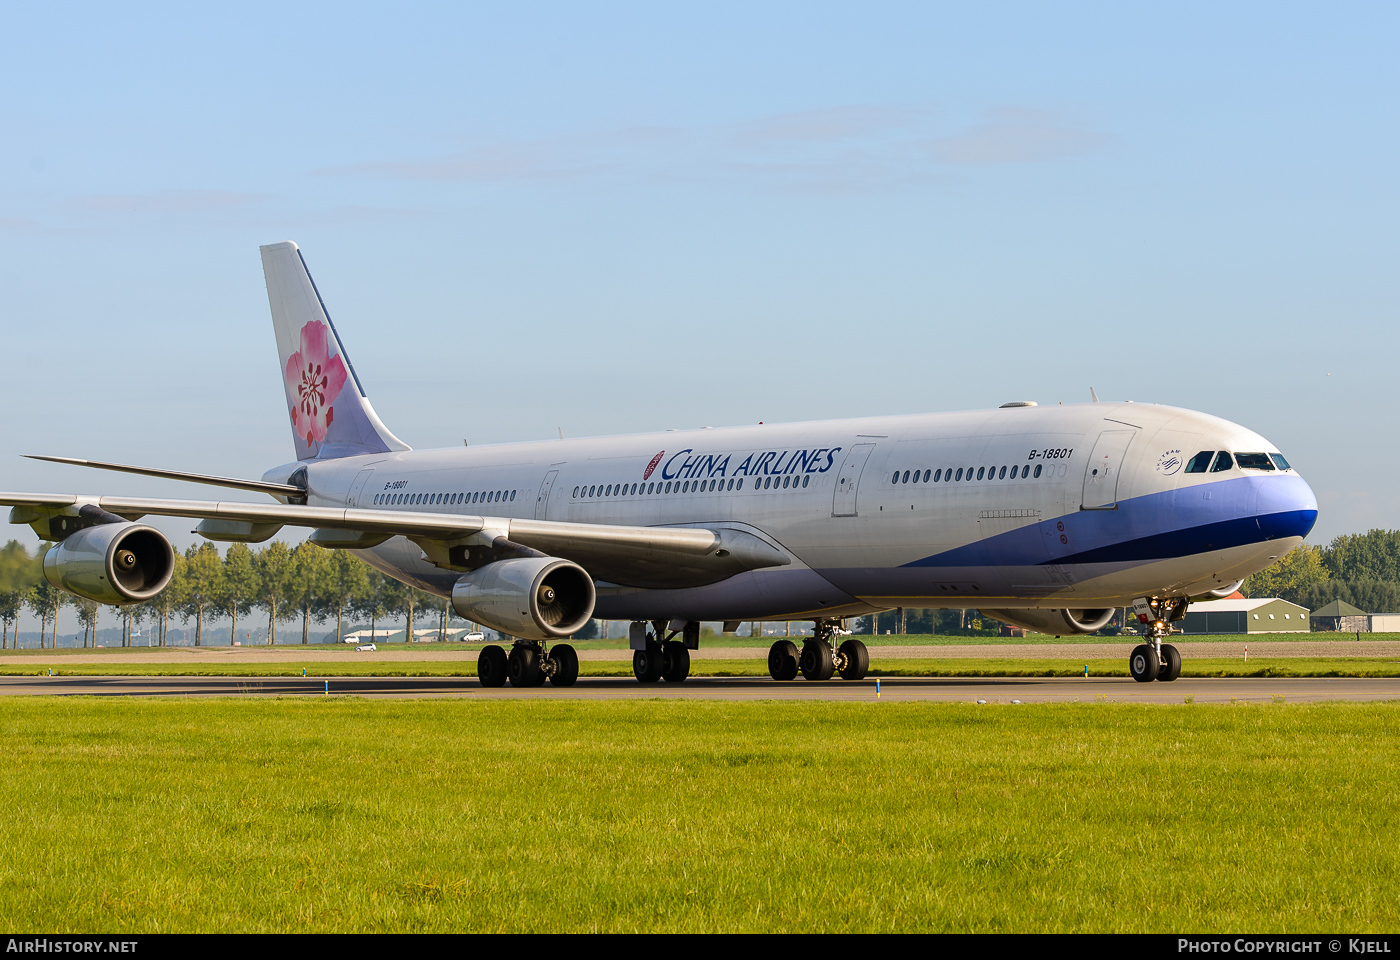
[[0, 698, 1396, 932]]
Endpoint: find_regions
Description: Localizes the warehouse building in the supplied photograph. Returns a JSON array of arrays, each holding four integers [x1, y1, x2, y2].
[[1309, 600, 1400, 633], [1179, 597, 1309, 634]]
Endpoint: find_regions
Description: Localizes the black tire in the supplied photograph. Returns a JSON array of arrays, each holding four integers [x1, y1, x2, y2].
[[800, 639, 835, 681], [1157, 643, 1181, 682], [477, 644, 508, 688], [838, 639, 869, 681], [550, 643, 579, 687], [633, 639, 663, 683], [508, 644, 541, 688], [767, 640, 799, 681], [1129, 643, 1160, 683], [662, 640, 690, 683]]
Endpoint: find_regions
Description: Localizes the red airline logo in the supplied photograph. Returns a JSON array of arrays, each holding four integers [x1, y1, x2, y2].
[[643, 451, 664, 480]]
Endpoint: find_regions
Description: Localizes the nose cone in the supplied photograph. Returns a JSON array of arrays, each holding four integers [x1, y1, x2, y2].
[[1255, 473, 1318, 541]]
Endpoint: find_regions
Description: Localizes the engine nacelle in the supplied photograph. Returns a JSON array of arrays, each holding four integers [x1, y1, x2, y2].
[[980, 607, 1117, 636], [44, 522, 175, 605], [451, 557, 595, 641]]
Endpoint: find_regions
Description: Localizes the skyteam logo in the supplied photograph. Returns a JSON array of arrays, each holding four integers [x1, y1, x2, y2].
[[643, 451, 664, 480], [1156, 449, 1184, 475]]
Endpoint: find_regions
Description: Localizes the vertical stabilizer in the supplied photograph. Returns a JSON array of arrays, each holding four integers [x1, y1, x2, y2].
[[260, 242, 410, 461]]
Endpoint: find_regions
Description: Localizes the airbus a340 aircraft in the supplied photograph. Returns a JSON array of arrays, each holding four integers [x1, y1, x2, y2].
[[4, 243, 1318, 686]]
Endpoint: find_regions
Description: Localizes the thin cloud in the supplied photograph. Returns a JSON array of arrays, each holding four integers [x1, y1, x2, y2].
[[323, 104, 1107, 191], [732, 104, 938, 147], [69, 190, 267, 215], [925, 108, 1109, 165]]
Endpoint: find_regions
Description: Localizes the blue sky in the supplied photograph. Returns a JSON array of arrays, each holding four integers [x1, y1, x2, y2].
[[1, 2, 1396, 549]]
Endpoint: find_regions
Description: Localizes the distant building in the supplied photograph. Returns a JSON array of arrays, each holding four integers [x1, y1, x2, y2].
[[1310, 600, 1399, 633], [1180, 598, 1309, 634]]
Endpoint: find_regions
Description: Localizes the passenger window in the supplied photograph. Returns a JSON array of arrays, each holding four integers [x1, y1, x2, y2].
[[911, 471, 919, 484], [1270, 454, 1291, 471], [737, 479, 744, 490], [892, 472, 899, 484], [923, 470, 930, 482], [1211, 452, 1234, 472], [573, 487, 579, 498], [510, 490, 516, 501], [933, 469, 941, 482], [1034, 465, 1042, 478], [1186, 451, 1214, 474], [955, 468, 963, 481], [803, 475, 810, 488], [976, 467, 985, 480], [902, 471, 910, 483], [1235, 453, 1275, 471], [998, 466, 1007, 479]]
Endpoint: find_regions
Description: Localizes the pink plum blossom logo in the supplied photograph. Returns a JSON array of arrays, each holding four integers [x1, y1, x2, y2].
[[285, 320, 348, 446]]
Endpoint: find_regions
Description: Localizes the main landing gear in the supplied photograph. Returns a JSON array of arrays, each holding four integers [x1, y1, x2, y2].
[[1128, 597, 1186, 683], [632, 620, 693, 684], [768, 619, 868, 682], [477, 640, 579, 688]]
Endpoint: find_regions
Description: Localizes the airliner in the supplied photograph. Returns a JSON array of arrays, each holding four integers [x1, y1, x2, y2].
[[4, 242, 1318, 687]]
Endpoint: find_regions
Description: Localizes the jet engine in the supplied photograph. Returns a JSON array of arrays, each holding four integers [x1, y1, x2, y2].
[[43, 522, 175, 605], [979, 607, 1117, 636], [451, 557, 596, 641]]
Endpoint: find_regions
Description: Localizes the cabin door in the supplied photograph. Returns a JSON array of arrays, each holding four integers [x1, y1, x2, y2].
[[831, 443, 876, 517], [346, 468, 375, 508], [1081, 431, 1135, 510], [535, 469, 559, 520]]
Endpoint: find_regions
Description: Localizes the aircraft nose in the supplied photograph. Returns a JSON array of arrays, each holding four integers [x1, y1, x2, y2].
[[1254, 473, 1318, 541]]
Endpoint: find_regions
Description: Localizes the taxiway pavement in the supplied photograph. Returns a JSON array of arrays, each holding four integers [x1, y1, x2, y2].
[[0, 674, 1395, 703]]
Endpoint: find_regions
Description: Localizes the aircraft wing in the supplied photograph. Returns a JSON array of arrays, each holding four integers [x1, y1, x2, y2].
[[0, 492, 790, 589]]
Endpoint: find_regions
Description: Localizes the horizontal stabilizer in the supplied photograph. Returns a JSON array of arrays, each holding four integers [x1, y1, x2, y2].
[[26, 456, 303, 499]]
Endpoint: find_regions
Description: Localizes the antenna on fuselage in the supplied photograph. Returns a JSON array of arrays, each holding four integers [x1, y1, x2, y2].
[[1090, 387, 1100, 403]]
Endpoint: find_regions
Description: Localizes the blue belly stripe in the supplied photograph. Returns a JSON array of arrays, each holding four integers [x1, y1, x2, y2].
[[1039, 509, 1316, 565], [901, 474, 1318, 570]]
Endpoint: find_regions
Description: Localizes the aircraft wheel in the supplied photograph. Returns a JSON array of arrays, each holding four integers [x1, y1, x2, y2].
[[550, 643, 579, 687], [838, 639, 869, 681], [508, 644, 542, 687], [662, 640, 690, 683], [1129, 644, 1160, 683], [768, 640, 799, 681], [801, 639, 835, 681], [633, 639, 664, 683], [478, 644, 508, 688], [1157, 643, 1181, 682]]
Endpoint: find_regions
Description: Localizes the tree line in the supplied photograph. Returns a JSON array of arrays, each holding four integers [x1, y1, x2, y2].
[[1242, 530, 1400, 611], [0, 539, 449, 649]]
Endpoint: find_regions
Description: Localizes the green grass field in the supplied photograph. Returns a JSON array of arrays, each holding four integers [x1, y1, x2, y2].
[[3, 658, 1399, 678], [0, 698, 1396, 932]]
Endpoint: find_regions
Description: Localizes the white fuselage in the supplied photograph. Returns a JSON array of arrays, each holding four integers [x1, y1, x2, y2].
[[278, 400, 1317, 622]]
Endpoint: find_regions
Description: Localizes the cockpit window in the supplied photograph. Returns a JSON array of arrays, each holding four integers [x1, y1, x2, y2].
[[1270, 453, 1291, 471], [1185, 451, 1214, 474], [1235, 453, 1276, 471], [1210, 451, 1234, 472]]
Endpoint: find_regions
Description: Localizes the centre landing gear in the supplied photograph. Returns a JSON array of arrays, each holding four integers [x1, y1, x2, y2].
[[1128, 597, 1187, 683], [477, 640, 578, 688], [632, 620, 695, 683], [767, 619, 868, 681]]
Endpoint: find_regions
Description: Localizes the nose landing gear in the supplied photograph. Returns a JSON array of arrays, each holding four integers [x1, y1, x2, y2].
[[1129, 597, 1187, 683]]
